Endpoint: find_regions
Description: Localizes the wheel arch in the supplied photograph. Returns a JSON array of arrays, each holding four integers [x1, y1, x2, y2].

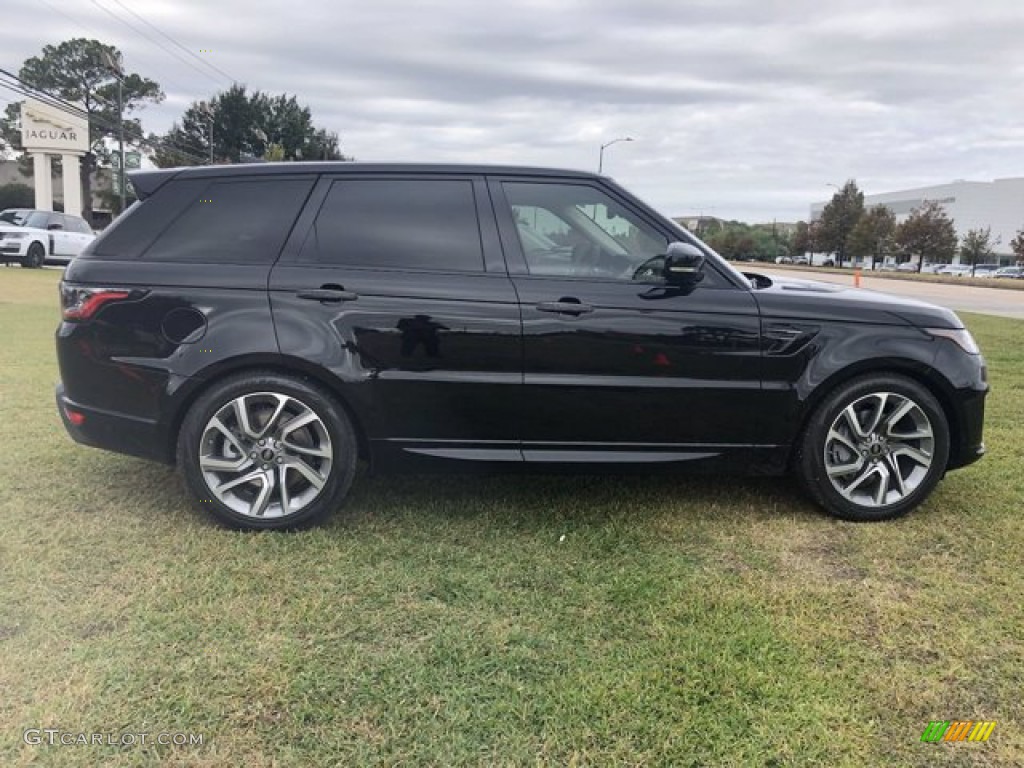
[[788, 357, 961, 471], [166, 354, 373, 469]]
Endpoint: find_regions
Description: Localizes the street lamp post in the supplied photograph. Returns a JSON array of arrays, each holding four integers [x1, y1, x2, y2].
[[598, 137, 633, 173]]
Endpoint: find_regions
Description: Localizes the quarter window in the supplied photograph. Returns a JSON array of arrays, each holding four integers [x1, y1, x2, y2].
[[143, 178, 314, 263], [300, 179, 485, 272]]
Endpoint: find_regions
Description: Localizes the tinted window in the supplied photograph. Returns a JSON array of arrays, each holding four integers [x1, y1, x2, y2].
[[504, 182, 669, 281], [300, 179, 484, 272], [0, 209, 31, 226], [87, 181, 205, 259], [143, 178, 314, 264]]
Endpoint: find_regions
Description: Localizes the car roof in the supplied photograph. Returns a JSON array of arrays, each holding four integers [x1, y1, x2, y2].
[[128, 162, 602, 199]]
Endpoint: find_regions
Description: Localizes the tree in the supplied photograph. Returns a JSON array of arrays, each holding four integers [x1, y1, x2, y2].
[[848, 205, 896, 269], [792, 221, 811, 256], [894, 201, 957, 272], [817, 180, 864, 268], [154, 84, 349, 167], [0, 39, 163, 222], [0, 183, 35, 209], [959, 227, 997, 276], [704, 221, 789, 262], [1010, 228, 1024, 264]]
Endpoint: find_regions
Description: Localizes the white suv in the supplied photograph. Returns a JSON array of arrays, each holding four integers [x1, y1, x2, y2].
[[0, 209, 96, 268]]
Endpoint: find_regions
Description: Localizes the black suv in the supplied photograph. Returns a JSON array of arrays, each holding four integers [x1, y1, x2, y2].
[[56, 163, 987, 529]]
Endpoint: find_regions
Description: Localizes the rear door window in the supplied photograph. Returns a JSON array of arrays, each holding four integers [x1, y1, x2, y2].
[[298, 178, 485, 272]]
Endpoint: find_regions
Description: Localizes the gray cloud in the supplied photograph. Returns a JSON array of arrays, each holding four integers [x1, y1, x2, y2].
[[4, 0, 1024, 221]]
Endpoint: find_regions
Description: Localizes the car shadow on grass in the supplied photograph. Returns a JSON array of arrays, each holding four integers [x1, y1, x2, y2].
[[88, 456, 825, 532], [340, 471, 823, 529]]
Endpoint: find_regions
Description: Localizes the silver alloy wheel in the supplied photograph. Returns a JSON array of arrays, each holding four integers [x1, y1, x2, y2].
[[199, 392, 333, 519], [823, 391, 935, 508]]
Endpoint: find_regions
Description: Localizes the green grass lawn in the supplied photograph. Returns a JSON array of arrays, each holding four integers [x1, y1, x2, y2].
[[1, 267, 1021, 767]]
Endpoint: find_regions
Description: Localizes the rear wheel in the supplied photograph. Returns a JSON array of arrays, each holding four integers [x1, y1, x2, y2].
[[21, 242, 45, 269], [177, 372, 358, 530], [796, 374, 949, 521]]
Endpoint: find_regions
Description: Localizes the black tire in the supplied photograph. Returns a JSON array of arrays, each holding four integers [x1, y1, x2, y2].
[[176, 371, 358, 531], [22, 242, 45, 269], [796, 373, 950, 522]]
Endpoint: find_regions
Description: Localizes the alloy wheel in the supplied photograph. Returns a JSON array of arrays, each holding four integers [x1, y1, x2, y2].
[[823, 391, 935, 508], [199, 392, 333, 519]]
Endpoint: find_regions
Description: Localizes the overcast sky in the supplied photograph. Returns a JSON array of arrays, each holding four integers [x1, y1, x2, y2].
[[5, 0, 1024, 221]]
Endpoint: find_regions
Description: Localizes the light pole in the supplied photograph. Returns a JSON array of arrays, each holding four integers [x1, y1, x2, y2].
[[103, 52, 126, 213], [598, 137, 633, 173]]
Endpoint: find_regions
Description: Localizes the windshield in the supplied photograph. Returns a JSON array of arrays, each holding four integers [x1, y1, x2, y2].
[[0, 210, 49, 228]]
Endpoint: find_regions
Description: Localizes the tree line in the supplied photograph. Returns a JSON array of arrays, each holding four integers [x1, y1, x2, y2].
[[690, 182, 1024, 273], [0, 38, 348, 221], [804, 179, 1024, 273]]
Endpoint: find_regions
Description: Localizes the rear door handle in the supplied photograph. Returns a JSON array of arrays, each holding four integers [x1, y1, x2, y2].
[[536, 300, 594, 316], [297, 288, 358, 303]]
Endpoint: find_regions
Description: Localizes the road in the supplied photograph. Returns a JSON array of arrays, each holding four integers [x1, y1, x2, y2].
[[763, 269, 1024, 320]]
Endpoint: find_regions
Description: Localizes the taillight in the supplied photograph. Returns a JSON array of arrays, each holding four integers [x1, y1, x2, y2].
[[60, 284, 135, 321]]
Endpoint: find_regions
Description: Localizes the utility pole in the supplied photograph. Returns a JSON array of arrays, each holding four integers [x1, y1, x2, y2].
[[200, 102, 214, 164], [103, 52, 126, 213]]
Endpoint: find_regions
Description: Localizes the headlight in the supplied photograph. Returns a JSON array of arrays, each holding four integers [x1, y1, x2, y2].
[[2, 232, 27, 240], [925, 327, 981, 355]]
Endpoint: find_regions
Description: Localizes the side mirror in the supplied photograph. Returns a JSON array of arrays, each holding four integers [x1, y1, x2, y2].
[[664, 242, 705, 284]]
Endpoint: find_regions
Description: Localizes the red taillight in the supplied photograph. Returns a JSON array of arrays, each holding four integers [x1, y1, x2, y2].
[[61, 285, 132, 321], [65, 407, 86, 426]]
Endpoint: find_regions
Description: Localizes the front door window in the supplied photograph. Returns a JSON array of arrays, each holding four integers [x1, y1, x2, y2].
[[503, 182, 669, 281]]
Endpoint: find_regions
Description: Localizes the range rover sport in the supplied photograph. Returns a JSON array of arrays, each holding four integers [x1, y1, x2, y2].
[[55, 163, 987, 530]]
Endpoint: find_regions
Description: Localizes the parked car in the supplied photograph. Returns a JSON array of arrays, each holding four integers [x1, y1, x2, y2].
[[938, 265, 973, 277], [774, 255, 793, 264], [971, 265, 999, 278], [0, 209, 96, 267], [994, 266, 1024, 279], [896, 262, 919, 273], [922, 264, 947, 274], [793, 255, 809, 265], [55, 163, 988, 530]]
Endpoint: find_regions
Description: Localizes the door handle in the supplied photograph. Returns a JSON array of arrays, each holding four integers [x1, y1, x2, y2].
[[535, 300, 594, 315], [297, 287, 358, 303]]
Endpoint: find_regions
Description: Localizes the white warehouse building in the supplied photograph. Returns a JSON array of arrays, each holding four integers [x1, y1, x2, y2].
[[810, 177, 1024, 265]]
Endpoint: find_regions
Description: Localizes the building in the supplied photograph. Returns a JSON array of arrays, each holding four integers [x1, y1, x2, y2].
[[0, 159, 115, 225], [811, 177, 1024, 264]]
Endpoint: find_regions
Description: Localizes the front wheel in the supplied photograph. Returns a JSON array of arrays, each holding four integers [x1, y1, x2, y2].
[[796, 374, 950, 521], [22, 242, 45, 268], [177, 372, 358, 530]]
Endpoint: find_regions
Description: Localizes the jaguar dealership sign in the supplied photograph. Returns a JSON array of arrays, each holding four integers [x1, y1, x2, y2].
[[20, 98, 89, 154]]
